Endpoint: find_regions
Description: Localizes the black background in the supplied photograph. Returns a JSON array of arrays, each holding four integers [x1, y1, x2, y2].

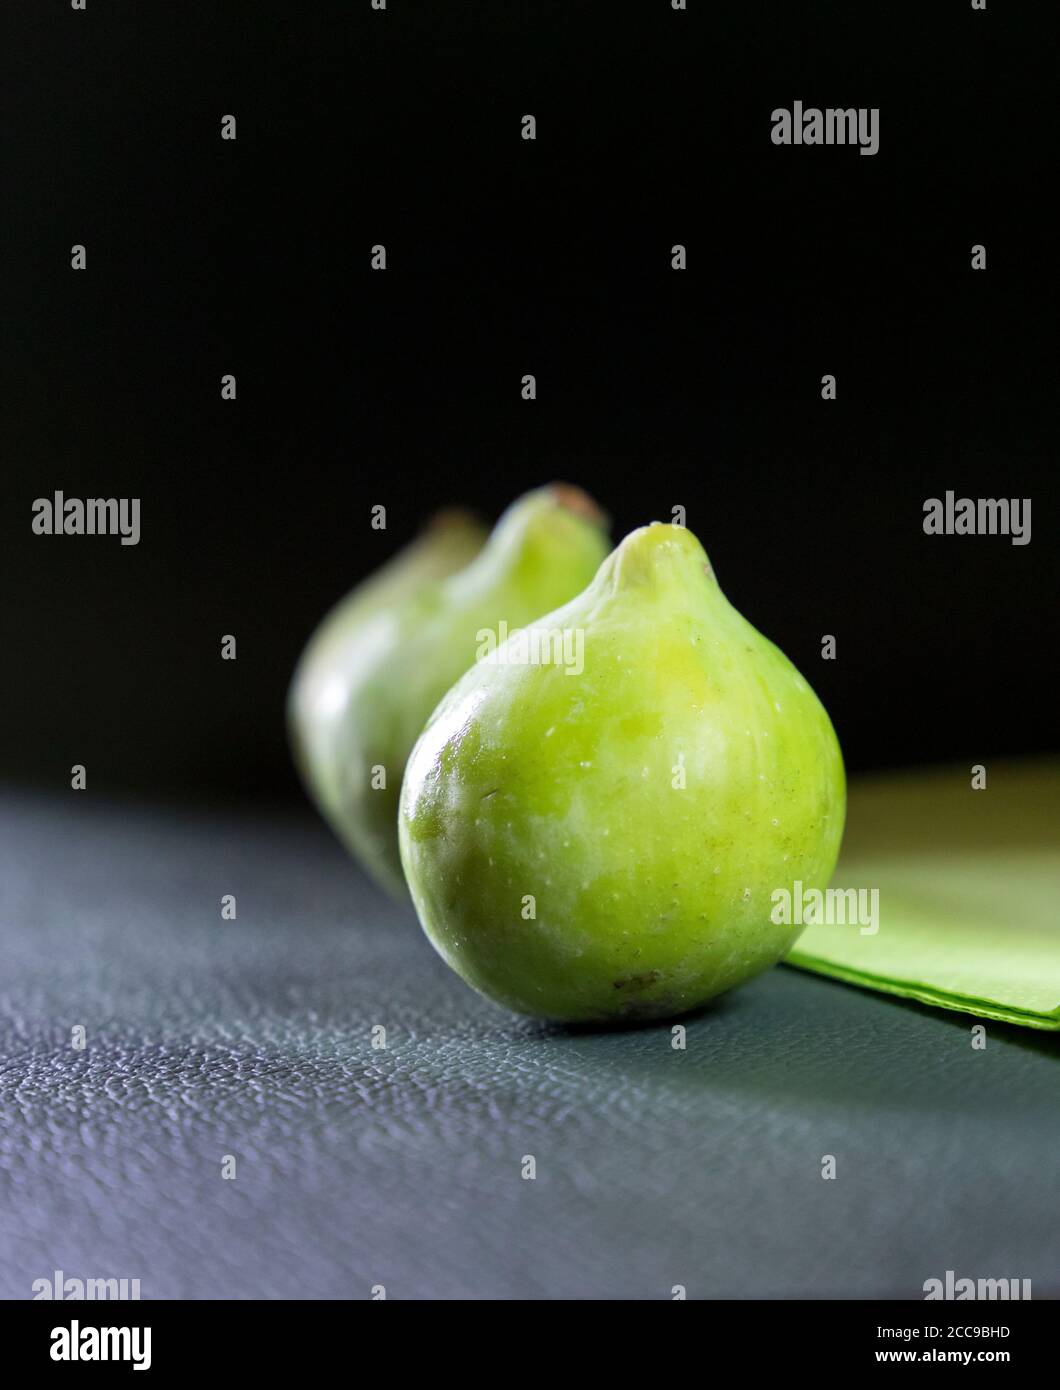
[[3, 2, 1054, 803]]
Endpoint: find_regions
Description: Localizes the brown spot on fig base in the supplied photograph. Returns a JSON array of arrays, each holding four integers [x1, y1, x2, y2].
[[612, 970, 661, 991]]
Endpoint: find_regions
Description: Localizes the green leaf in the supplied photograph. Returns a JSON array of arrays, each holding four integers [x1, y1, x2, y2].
[[786, 761, 1060, 1029]]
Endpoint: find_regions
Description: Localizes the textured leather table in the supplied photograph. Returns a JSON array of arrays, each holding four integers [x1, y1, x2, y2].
[[2, 791, 1057, 1300]]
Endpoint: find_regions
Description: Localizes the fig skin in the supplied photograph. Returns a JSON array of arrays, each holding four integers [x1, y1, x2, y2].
[[289, 488, 610, 897], [399, 522, 846, 1021], [289, 508, 486, 890]]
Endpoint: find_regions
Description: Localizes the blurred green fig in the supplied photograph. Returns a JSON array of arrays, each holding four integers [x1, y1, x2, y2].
[[290, 487, 610, 896], [289, 508, 485, 885], [399, 521, 845, 1020]]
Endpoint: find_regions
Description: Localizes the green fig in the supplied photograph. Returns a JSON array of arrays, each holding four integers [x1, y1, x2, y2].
[[399, 521, 846, 1021], [289, 508, 486, 880], [289, 487, 610, 896]]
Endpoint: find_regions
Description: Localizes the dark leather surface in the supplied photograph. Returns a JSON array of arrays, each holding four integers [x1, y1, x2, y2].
[[2, 791, 1057, 1300]]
